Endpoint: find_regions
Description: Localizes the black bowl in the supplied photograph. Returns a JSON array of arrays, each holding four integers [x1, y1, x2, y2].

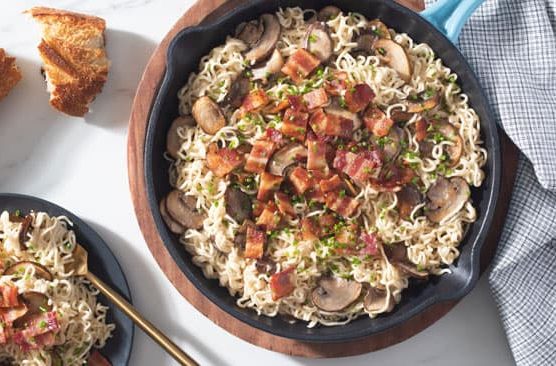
[[0, 194, 134, 364], [145, 0, 501, 343]]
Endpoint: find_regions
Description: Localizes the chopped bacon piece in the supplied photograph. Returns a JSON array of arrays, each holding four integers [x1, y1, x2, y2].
[[12, 311, 59, 350], [281, 49, 320, 84], [309, 108, 353, 138], [0, 284, 19, 308], [1, 306, 27, 325], [206, 143, 244, 177], [372, 165, 414, 191], [274, 192, 296, 217], [264, 99, 290, 114], [359, 232, 379, 256], [244, 139, 275, 173], [333, 150, 382, 186], [335, 223, 360, 254], [244, 226, 266, 259], [257, 173, 283, 201], [301, 214, 337, 240], [415, 118, 428, 142], [269, 267, 296, 300], [363, 106, 394, 137], [302, 88, 329, 109], [239, 89, 270, 117], [288, 95, 307, 112], [305, 186, 326, 203], [282, 107, 309, 142], [88, 351, 112, 366], [325, 192, 360, 218], [324, 71, 349, 96], [265, 127, 283, 144], [307, 139, 329, 174], [288, 167, 314, 194], [319, 174, 343, 193], [344, 84, 374, 113], [252, 199, 266, 217], [256, 202, 282, 231], [301, 218, 319, 241]]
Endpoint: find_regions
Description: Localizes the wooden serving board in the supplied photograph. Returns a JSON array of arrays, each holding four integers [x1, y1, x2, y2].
[[127, 0, 519, 357]]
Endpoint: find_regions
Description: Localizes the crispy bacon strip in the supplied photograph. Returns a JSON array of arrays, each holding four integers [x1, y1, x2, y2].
[[363, 106, 394, 137], [306, 139, 329, 174], [333, 150, 382, 186], [371, 165, 414, 191], [288, 167, 314, 194], [319, 174, 343, 193], [274, 192, 296, 217], [239, 89, 270, 117], [206, 143, 244, 177], [264, 99, 290, 114], [281, 107, 309, 142], [301, 217, 319, 241], [309, 109, 354, 138], [12, 311, 59, 351], [302, 87, 329, 109], [415, 118, 428, 142], [281, 49, 320, 84], [257, 172, 283, 201], [269, 267, 296, 300], [325, 192, 360, 218], [0, 284, 20, 308], [265, 127, 283, 144], [324, 71, 349, 96], [244, 139, 275, 173], [256, 202, 281, 231], [244, 226, 266, 259], [344, 84, 374, 113], [359, 232, 379, 256], [335, 223, 360, 254]]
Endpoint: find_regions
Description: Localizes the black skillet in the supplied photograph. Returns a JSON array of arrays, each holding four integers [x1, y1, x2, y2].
[[145, 0, 501, 343]]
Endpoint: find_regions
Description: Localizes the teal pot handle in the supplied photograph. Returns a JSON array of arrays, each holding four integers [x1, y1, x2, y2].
[[420, 0, 484, 43]]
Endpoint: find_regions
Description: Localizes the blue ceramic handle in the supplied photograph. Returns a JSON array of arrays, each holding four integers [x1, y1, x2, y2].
[[420, 0, 484, 43]]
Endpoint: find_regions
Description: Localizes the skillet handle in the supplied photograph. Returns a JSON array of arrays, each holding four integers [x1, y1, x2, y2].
[[420, 0, 484, 43]]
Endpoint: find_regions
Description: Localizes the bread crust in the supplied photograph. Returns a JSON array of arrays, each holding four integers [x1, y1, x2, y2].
[[27, 6, 109, 117], [0, 49, 22, 102]]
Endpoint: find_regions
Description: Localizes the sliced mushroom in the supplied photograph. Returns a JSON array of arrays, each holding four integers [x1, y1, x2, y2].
[[235, 19, 264, 48], [317, 6, 341, 21], [406, 93, 439, 113], [304, 22, 333, 62], [368, 19, 391, 39], [233, 219, 254, 250], [354, 33, 378, 55], [311, 277, 362, 312], [374, 39, 412, 83], [159, 198, 185, 235], [252, 49, 284, 84], [425, 177, 470, 223], [390, 110, 414, 123], [437, 122, 463, 166], [244, 14, 281, 64], [268, 143, 307, 176], [363, 287, 395, 313], [192, 96, 226, 135], [225, 186, 253, 223], [255, 257, 277, 274], [381, 126, 403, 162], [384, 243, 428, 279], [4, 261, 53, 281], [397, 185, 422, 220], [21, 292, 52, 314], [225, 74, 250, 109], [166, 115, 195, 160], [17, 214, 33, 248], [396, 261, 429, 279], [165, 190, 205, 230], [325, 104, 362, 130]]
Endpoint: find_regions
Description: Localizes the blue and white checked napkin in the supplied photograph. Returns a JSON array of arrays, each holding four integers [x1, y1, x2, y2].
[[426, 0, 556, 364]]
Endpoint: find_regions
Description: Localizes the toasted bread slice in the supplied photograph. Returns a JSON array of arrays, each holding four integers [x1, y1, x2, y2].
[[0, 49, 22, 102], [26, 7, 110, 117]]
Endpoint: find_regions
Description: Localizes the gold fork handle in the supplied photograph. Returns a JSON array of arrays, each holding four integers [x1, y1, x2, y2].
[[85, 271, 199, 366]]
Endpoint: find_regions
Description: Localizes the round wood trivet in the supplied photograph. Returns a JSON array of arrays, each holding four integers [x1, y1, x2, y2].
[[127, 0, 519, 357]]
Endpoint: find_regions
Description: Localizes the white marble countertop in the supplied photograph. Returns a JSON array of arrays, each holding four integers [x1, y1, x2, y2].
[[0, 1, 515, 365]]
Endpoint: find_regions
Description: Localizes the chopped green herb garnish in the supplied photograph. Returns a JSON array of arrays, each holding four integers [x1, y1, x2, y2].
[[308, 34, 318, 43]]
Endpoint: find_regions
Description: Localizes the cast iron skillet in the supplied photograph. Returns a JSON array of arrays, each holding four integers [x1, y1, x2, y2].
[[0, 194, 134, 364], [145, 0, 501, 343]]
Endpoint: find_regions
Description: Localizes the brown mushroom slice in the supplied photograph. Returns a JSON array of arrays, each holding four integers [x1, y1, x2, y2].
[[363, 287, 395, 313], [252, 49, 284, 84], [4, 261, 53, 281], [233, 219, 254, 250], [304, 22, 333, 62], [191, 96, 226, 135], [368, 19, 391, 39], [235, 19, 264, 48], [225, 74, 250, 109], [354, 33, 378, 55], [21, 292, 52, 314], [437, 122, 463, 166], [18, 214, 33, 248], [317, 6, 341, 21], [165, 190, 205, 230], [390, 110, 414, 123], [159, 198, 185, 235], [268, 143, 307, 176], [312, 277, 362, 312], [395, 262, 429, 279], [381, 126, 404, 162], [425, 177, 470, 223], [166, 115, 195, 160], [397, 185, 422, 220], [245, 14, 281, 64], [374, 39, 412, 83], [406, 94, 439, 113], [225, 186, 253, 224]]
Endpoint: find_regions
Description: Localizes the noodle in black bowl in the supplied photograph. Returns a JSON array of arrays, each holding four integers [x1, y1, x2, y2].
[[145, 0, 501, 342]]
